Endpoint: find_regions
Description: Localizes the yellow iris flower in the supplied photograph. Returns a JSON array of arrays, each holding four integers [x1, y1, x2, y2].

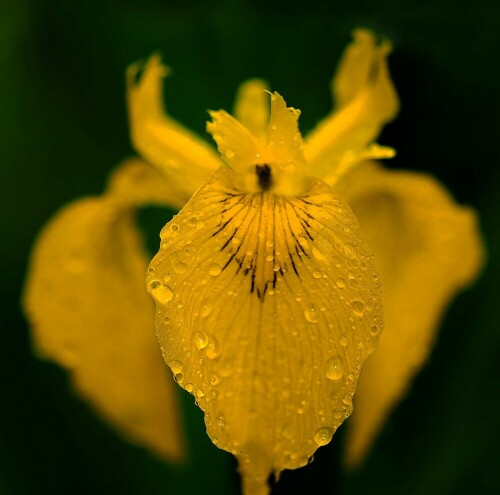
[[23, 29, 483, 495]]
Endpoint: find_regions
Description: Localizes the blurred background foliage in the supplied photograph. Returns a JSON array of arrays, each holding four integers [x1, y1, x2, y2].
[[1, 0, 499, 493]]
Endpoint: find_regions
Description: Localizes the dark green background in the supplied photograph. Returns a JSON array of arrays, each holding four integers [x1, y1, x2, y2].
[[1, 0, 498, 493]]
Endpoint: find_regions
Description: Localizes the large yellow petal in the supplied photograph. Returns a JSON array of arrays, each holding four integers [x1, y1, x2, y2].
[[146, 166, 383, 494], [305, 29, 399, 185], [23, 159, 184, 461], [127, 55, 222, 205], [341, 162, 484, 466]]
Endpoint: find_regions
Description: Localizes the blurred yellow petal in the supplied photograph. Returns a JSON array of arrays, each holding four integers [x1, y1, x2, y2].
[[147, 166, 383, 495], [107, 156, 188, 209], [341, 162, 484, 466], [23, 158, 184, 461], [305, 29, 399, 184], [233, 79, 270, 141], [127, 54, 222, 203]]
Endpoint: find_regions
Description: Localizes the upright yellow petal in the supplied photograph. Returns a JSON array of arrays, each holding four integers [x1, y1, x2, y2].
[[305, 29, 399, 184], [208, 92, 307, 196], [341, 162, 484, 466], [127, 55, 222, 200], [23, 159, 184, 461], [147, 166, 383, 494], [206, 109, 261, 170], [266, 92, 305, 169], [233, 79, 270, 141]]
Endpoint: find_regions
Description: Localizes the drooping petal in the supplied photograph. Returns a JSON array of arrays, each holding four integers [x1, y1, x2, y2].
[[341, 162, 484, 466], [127, 54, 222, 202], [233, 79, 270, 141], [146, 166, 383, 494], [305, 29, 399, 185], [107, 156, 188, 209], [23, 159, 184, 461]]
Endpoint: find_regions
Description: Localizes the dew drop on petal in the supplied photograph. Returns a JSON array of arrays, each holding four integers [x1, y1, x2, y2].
[[200, 300, 213, 318], [169, 360, 183, 374], [312, 245, 326, 261], [216, 415, 226, 431], [205, 336, 221, 359], [351, 299, 365, 316], [304, 303, 319, 323], [194, 331, 209, 350], [148, 280, 173, 304], [314, 427, 334, 446], [209, 263, 222, 277], [336, 278, 346, 288], [325, 356, 344, 380]]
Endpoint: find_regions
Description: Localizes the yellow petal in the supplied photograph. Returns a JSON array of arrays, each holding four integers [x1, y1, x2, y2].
[[266, 92, 306, 169], [305, 29, 399, 184], [208, 93, 306, 196], [147, 166, 383, 494], [206, 109, 261, 169], [127, 54, 222, 199], [23, 159, 184, 461], [341, 162, 484, 467], [107, 156, 188, 209], [233, 79, 270, 141]]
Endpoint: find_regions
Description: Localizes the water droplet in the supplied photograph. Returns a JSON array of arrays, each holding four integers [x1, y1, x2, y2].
[[312, 269, 322, 279], [225, 148, 235, 159], [339, 334, 348, 346], [185, 383, 193, 392], [209, 263, 222, 277], [200, 300, 212, 318], [314, 427, 334, 446], [170, 223, 179, 232], [231, 236, 241, 245], [205, 336, 221, 359], [304, 304, 319, 323], [312, 245, 326, 261], [173, 372, 183, 383], [195, 389, 205, 398], [216, 416, 226, 431], [149, 280, 173, 304], [210, 374, 220, 386], [194, 331, 209, 350], [266, 254, 274, 262], [336, 278, 346, 289], [370, 324, 379, 335], [325, 357, 344, 380], [351, 299, 365, 316], [188, 216, 198, 227], [169, 360, 183, 374]]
